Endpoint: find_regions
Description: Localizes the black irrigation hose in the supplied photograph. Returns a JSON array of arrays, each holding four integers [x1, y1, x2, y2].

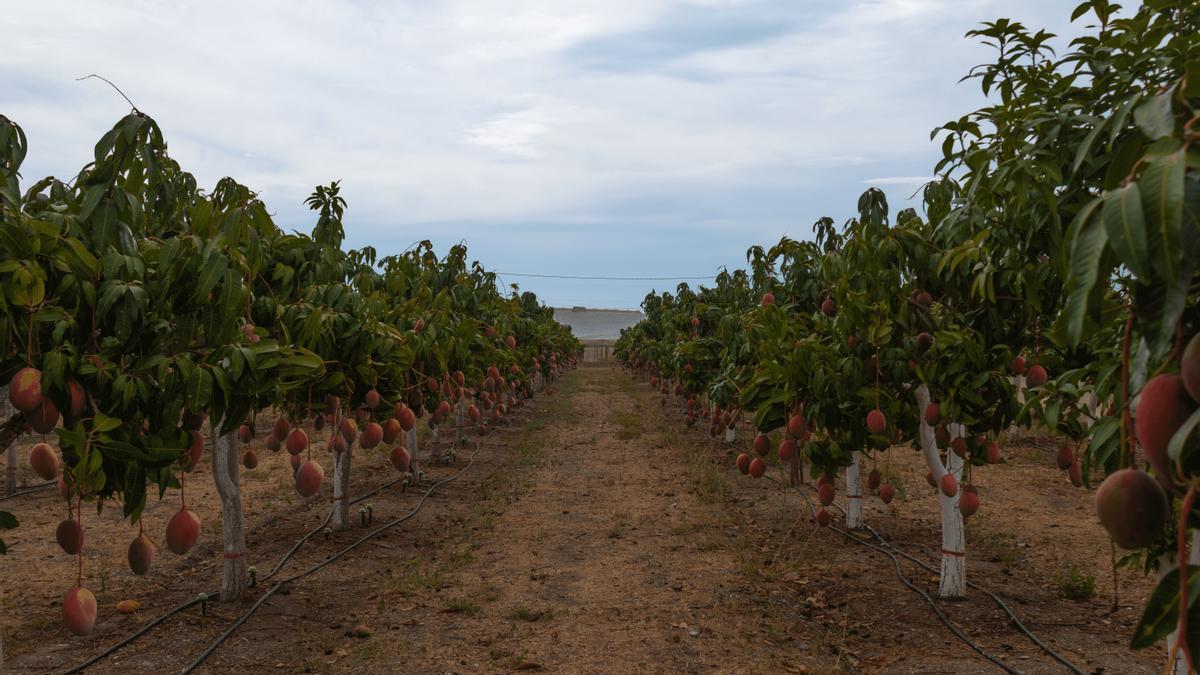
[[58, 402, 540, 675], [750, 447, 1087, 675], [179, 425, 494, 673], [715, 422, 1086, 675], [178, 393, 561, 673], [764, 473, 1024, 675], [0, 481, 56, 501], [760, 461, 1076, 668], [855, 518, 1086, 675], [56, 375, 557, 672], [59, 476, 409, 675], [60, 589, 219, 675], [263, 474, 403, 581], [650, 387, 1026, 673]]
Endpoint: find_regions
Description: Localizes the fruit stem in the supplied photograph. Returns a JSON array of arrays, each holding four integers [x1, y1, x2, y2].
[[1120, 311, 1134, 470], [25, 312, 34, 366], [1110, 537, 1120, 613], [1172, 483, 1198, 673], [76, 494, 83, 587]]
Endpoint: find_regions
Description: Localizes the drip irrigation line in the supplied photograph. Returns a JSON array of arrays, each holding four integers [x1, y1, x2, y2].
[[763, 472, 1023, 675], [180, 435, 486, 674], [0, 481, 56, 501], [856, 519, 1084, 675], [63, 469, 424, 674], [775, 458, 1085, 674], [60, 589, 218, 675], [58, 398, 542, 675], [181, 403, 546, 672], [716, 426, 1084, 675], [264, 474, 402, 581]]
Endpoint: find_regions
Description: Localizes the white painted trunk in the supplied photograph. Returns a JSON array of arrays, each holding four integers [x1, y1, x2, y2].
[[3, 442, 14, 495], [456, 400, 465, 446], [724, 428, 736, 443], [938, 434, 966, 598], [1081, 391, 1101, 430], [405, 426, 420, 479], [1160, 529, 1200, 673], [915, 384, 966, 598], [1009, 374, 1026, 435], [330, 444, 352, 530], [211, 423, 246, 601], [846, 451, 863, 530], [1, 385, 15, 494]]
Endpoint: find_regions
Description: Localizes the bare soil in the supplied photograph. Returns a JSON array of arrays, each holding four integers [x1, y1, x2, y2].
[[0, 367, 1159, 673]]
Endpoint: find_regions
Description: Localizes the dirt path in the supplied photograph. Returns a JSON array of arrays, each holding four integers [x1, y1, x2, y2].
[[353, 366, 808, 673], [1, 366, 1159, 673], [353, 366, 1157, 674]]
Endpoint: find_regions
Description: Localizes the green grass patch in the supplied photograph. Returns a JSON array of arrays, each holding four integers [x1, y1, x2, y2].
[[1056, 567, 1097, 600], [506, 605, 554, 622], [444, 597, 481, 615]]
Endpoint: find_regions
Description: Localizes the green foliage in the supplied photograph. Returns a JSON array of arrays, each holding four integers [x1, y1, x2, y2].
[[618, 0, 1200, 664], [1055, 567, 1097, 601], [0, 112, 580, 539]]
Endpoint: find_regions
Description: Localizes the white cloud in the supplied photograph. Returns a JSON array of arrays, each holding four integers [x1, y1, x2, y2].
[[1, 0, 1091, 306]]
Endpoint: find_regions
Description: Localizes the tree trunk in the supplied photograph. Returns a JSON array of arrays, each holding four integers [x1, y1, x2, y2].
[[916, 384, 966, 598], [456, 400, 465, 447], [789, 452, 800, 488], [330, 444, 352, 530], [211, 423, 247, 602], [406, 427, 419, 479], [1009, 374, 1026, 435], [845, 450, 864, 530], [4, 438, 15, 495], [1, 385, 16, 494], [724, 428, 736, 443]]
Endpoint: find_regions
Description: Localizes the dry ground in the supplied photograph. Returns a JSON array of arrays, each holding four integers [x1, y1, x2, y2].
[[0, 366, 1159, 673]]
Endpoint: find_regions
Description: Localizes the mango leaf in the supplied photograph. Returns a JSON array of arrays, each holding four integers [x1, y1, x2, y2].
[[1102, 183, 1150, 280], [1141, 150, 1185, 283], [1132, 86, 1177, 141], [1131, 568, 1200, 649], [1167, 407, 1200, 464], [1063, 197, 1107, 344]]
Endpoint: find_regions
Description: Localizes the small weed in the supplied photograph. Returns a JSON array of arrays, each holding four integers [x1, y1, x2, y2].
[[389, 557, 447, 596], [608, 511, 630, 538], [506, 605, 554, 622], [689, 453, 730, 503], [354, 637, 384, 659], [1056, 567, 1097, 601], [611, 409, 647, 440], [444, 597, 481, 615]]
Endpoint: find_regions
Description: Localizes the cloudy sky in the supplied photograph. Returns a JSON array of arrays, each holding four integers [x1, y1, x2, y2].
[[5, 1, 1086, 308]]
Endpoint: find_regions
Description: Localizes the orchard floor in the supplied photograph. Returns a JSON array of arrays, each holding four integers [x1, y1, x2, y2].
[[0, 367, 1159, 673]]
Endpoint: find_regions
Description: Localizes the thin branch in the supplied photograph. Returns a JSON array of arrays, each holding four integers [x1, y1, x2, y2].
[[75, 74, 140, 113]]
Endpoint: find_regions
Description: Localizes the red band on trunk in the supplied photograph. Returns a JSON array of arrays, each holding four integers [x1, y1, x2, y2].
[[847, 494, 862, 499], [941, 549, 965, 558]]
